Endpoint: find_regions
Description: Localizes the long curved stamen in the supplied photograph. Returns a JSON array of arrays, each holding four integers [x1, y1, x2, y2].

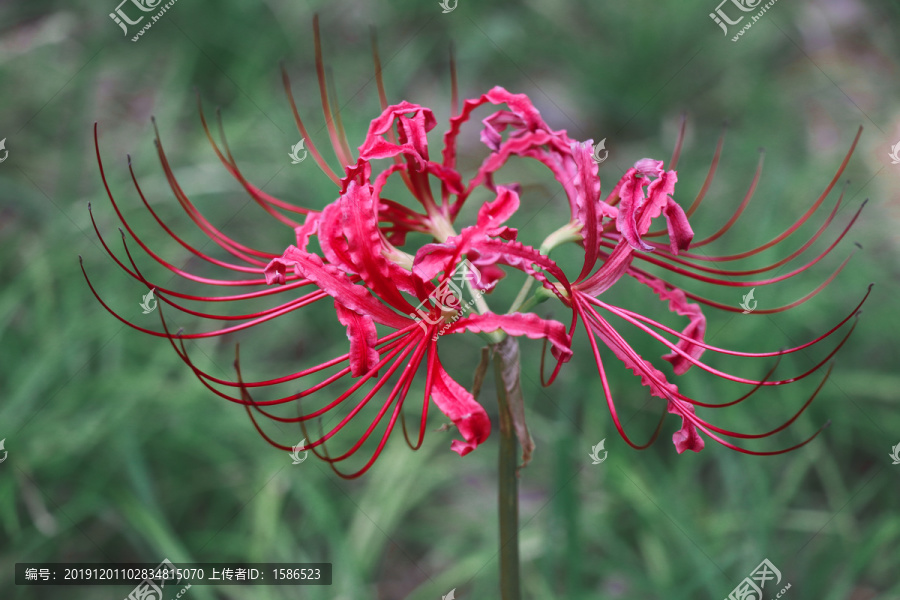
[[633, 194, 859, 279], [90, 203, 281, 287], [280, 63, 341, 185], [325, 67, 355, 167], [669, 357, 783, 409], [241, 332, 432, 478], [196, 94, 311, 216], [118, 234, 323, 322], [588, 283, 869, 359], [212, 109, 302, 227], [572, 299, 667, 450], [579, 300, 841, 450], [127, 156, 275, 273], [176, 313, 415, 402], [151, 120, 280, 260], [668, 112, 687, 171], [100, 213, 312, 301], [114, 219, 311, 301], [673, 397, 831, 455], [586, 294, 857, 385], [643, 124, 726, 237], [690, 149, 764, 247], [400, 336, 440, 450], [699, 365, 832, 439], [607, 200, 861, 287], [623, 257, 853, 314], [96, 125, 290, 285], [307, 333, 431, 460], [677, 126, 863, 257], [313, 14, 354, 169], [82, 256, 329, 340]]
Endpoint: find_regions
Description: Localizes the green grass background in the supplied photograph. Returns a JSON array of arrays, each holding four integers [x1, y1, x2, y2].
[[2, 0, 899, 598]]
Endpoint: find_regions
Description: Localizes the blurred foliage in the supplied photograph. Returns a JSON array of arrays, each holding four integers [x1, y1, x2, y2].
[[1, 0, 899, 598]]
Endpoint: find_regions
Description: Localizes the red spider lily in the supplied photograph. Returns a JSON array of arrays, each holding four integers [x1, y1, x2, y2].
[[423, 88, 869, 455], [82, 22, 573, 478], [84, 17, 868, 477]]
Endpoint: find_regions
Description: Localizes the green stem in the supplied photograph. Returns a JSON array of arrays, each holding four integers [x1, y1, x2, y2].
[[508, 221, 582, 314], [493, 337, 523, 600], [507, 276, 535, 314]]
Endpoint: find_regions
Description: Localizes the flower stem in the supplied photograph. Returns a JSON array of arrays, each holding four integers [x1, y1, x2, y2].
[[493, 337, 523, 600]]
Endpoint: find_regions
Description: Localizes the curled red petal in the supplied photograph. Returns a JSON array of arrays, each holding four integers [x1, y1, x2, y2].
[[335, 300, 381, 378], [430, 363, 491, 456], [638, 170, 678, 234], [663, 196, 694, 254], [668, 400, 705, 453], [571, 140, 604, 279], [265, 245, 306, 286], [635, 158, 665, 178], [279, 246, 409, 329], [615, 170, 651, 251], [358, 101, 437, 170], [294, 213, 320, 250], [476, 185, 520, 232], [339, 180, 418, 309]]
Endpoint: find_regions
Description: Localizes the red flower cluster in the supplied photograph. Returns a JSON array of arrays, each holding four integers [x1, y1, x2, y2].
[[84, 23, 867, 477]]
